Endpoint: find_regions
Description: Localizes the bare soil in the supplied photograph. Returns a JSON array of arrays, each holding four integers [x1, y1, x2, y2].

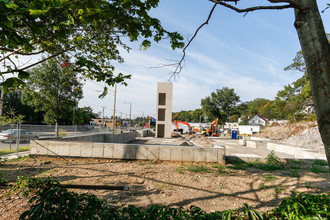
[[1, 156, 329, 219]]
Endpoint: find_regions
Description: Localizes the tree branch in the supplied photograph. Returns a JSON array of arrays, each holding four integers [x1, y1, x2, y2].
[[0, 47, 46, 57], [169, 3, 217, 82], [1, 47, 75, 74], [210, 0, 293, 12]]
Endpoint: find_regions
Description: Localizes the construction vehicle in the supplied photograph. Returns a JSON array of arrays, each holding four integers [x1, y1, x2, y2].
[[173, 120, 192, 134], [202, 118, 220, 136]]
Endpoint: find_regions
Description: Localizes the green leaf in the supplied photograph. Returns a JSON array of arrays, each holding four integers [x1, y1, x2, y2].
[[29, 9, 49, 16]]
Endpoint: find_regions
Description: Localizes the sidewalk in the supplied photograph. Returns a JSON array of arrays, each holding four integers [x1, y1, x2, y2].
[[0, 151, 29, 160]]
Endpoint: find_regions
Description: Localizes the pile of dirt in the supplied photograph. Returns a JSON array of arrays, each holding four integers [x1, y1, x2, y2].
[[254, 122, 324, 152], [182, 134, 214, 147]]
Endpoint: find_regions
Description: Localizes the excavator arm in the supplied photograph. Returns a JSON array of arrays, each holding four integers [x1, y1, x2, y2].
[[174, 120, 192, 134]]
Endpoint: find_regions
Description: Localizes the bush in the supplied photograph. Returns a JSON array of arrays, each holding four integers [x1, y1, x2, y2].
[[14, 177, 329, 220]]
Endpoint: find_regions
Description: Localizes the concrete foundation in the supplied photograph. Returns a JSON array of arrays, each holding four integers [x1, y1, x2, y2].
[[29, 141, 226, 164], [156, 82, 173, 138]]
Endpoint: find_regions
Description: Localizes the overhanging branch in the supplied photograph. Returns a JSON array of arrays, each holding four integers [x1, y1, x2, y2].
[[169, 3, 217, 82]]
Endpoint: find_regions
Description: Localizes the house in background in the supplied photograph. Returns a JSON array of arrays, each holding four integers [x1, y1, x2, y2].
[[248, 115, 269, 126]]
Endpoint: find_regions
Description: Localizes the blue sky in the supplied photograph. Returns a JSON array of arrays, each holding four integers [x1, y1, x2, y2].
[[80, 0, 330, 119]]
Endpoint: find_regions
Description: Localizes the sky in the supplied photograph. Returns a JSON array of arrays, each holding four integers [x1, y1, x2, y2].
[[80, 0, 330, 119], [4, 0, 330, 120]]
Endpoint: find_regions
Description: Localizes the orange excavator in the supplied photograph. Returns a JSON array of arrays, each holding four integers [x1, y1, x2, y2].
[[174, 120, 192, 134], [202, 118, 220, 136]]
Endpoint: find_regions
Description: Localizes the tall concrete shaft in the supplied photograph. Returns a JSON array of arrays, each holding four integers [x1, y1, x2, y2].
[[156, 82, 173, 138]]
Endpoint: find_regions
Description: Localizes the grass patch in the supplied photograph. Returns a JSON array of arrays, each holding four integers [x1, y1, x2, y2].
[[312, 160, 328, 166], [0, 146, 29, 156], [263, 174, 277, 182], [187, 165, 210, 173], [175, 166, 185, 174], [310, 165, 329, 173], [212, 164, 226, 175]]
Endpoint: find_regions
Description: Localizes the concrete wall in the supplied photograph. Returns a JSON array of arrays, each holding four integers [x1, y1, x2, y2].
[[246, 140, 326, 160], [50, 131, 136, 144], [29, 140, 226, 164], [134, 129, 154, 137], [156, 82, 173, 138]]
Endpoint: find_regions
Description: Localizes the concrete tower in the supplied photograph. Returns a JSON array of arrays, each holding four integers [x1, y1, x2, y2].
[[156, 82, 173, 138]]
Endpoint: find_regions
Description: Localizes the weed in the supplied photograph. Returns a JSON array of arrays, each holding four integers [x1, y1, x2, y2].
[[212, 164, 226, 174], [312, 160, 328, 166], [275, 185, 286, 194], [262, 174, 277, 182], [144, 166, 152, 170], [288, 169, 300, 177], [310, 165, 329, 173], [7, 155, 30, 162], [187, 165, 210, 173], [266, 150, 280, 165], [260, 183, 273, 190], [58, 128, 68, 137], [175, 167, 185, 174]]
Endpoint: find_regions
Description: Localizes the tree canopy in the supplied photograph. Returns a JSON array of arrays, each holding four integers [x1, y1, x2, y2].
[[0, 0, 184, 95], [23, 58, 83, 135], [201, 87, 240, 125]]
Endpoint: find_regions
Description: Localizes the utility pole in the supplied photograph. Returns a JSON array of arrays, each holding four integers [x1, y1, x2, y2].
[[0, 87, 3, 117], [101, 106, 106, 127], [112, 85, 117, 135]]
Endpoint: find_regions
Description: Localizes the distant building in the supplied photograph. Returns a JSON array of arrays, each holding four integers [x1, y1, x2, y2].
[[248, 115, 269, 126]]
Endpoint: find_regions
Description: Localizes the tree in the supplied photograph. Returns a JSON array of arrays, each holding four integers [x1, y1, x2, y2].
[[73, 106, 98, 125], [186, 0, 330, 169], [201, 87, 240, 125], [23, 58, 83, 136], [2, 90, 44, 124], [0, 0, 184, 95]]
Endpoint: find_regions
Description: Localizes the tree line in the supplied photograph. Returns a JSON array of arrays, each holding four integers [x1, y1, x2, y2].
[[173, 50, 315, 125]]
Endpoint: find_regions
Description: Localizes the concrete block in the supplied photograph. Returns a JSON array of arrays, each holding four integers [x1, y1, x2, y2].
[[238, 139, 246, 146], [182, 147, 194, 161], [58, 142, 69, 156], [68, 142, 82, 157], [205, 148, 218, 162], [159, 146, 171, 161], [29, 143, 37, 155], [136, 146, 149, 160], [246, 141, 256, 148], [103, 144, 114, 158], [113, 144, 125, 159], [36, 141, 48, 155], [170, 147, 183, 161], [123, 145, 138, 159], [194, 148, 206, 162], [147, 146, 159, 160], [217, 147, 226, 165], [47, 142, 59, 156], [92, 143, 104, 158], [81, 142, 93, 157]]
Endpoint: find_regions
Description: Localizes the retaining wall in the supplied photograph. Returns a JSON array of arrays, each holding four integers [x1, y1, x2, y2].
[[29, 140, 226, 164], [54, 131, 136, 144], [246, 140, 326, 160]]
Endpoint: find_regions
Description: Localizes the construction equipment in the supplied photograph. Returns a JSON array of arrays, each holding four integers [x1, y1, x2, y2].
[[202, 118, 220, 136], [173, 120, 192, 134]]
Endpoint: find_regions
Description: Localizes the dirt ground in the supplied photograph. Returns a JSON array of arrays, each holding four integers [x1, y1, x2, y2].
[[1, 156, 329, 218]]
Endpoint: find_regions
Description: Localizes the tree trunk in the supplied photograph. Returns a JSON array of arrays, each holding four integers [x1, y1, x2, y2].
[[294, 0, 330, 169], [55, 120, 59, 137]]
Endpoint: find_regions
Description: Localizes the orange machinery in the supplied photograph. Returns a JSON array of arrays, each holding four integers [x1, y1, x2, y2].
[[174, 120, 192, 134], [204, 118, 220, 136]]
